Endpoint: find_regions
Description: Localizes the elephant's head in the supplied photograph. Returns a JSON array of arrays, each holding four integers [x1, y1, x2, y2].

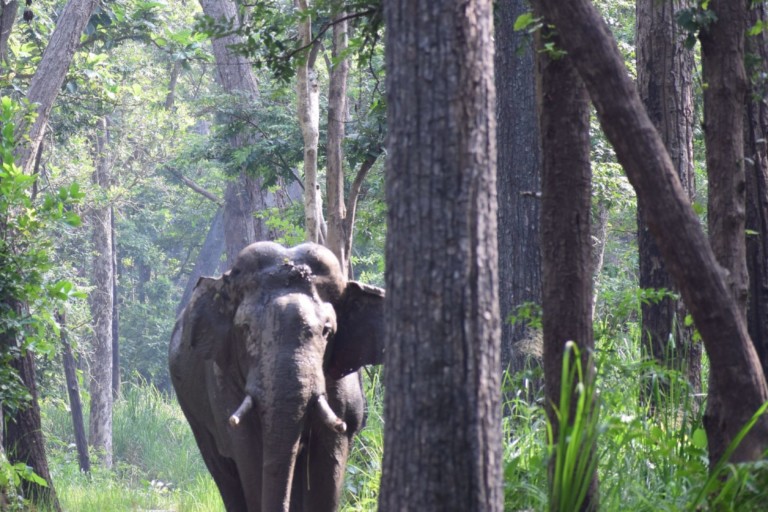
[[177, 241, 384, 510]]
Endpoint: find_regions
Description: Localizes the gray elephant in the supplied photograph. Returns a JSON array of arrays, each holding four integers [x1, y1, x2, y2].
[[169, 241, 385, 512]]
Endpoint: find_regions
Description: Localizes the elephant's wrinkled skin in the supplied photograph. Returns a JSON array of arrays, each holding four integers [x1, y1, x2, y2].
[[169, 242, 385, 512]]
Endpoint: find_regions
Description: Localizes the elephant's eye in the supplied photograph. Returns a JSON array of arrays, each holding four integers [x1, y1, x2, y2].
[[322, 323, 334, 339]]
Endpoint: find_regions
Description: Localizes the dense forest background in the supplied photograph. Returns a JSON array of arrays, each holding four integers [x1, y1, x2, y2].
[[1, 0, 768, 510]]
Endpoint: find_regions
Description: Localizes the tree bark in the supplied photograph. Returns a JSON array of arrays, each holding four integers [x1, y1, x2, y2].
[[57, 311, 90, 473], [534, 0, 768, 465], [745, 1, 768, 378], [111, 206, 120, 398], [176, 207, 226, 316], [5, 351, 61, 510], [635, 0, 700, 399], [380, 1, 502, 510], [199, 0, 277, 264], [295, 0, 324, 244], [15, 0, 100, 173], [535, 17, 598, 509], [701, 0, 749, 318], [326, 5, 350, 277], [88, 117, 114, 469], [2, 0, 98, 506], [0, 1, 18, 66], [495, 0, 543, 376]]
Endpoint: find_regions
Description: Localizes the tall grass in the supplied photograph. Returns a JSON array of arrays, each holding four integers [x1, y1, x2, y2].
[[41, 382, 223, 511], [41, 330, 768, 511]]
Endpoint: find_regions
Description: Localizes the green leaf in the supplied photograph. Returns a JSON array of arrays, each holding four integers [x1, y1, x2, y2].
[[514, 13, 536, 32], [691, 428, 708, 449]]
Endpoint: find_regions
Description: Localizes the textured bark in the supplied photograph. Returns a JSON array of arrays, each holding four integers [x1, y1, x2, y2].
[[5, 351, 61, 510], [701, 0, 749, 318], [0, 1, 17, 66], [535, 20, 598, 510], [88, 117, 114, 469], [744, 1, 768, 378], [494, 0, 542, 375], [58, 312, 90, 473], [15, 0, 100, 173], [380, 1, 502, 510], [295, 0, 324, 244], [635, 0, 700, 397], [326, 6, 350, 277], [199, 0, 276, 264], [111, 207, 120, 398], [535, 0, 768, 465]]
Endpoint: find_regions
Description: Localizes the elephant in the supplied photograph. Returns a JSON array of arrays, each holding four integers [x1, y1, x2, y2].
[[169, 241, 385, 512]]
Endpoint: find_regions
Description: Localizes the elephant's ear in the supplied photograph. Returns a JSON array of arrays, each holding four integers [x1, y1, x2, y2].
[[181, 276, 233, 360], [325, 281, 385, 380]]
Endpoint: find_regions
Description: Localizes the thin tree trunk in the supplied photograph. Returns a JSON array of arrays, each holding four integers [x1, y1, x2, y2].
[[57, 311, 90, 473], [380, 1, 502, 510], [295, 0, 324, 244], [326, 5, 350, 276], [636, 0, 699, 402], [15, 0, 100, 173], [534, 15, 598, 509], [744, 1, 768, 378], [495, 0, 543, 376], [111, 206, 120, 398], [535, 0, 768, 465], [88, 117, 114, 469]]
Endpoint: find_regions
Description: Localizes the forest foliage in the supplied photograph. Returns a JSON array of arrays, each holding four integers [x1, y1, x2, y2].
[[0, 0, 767, 510]]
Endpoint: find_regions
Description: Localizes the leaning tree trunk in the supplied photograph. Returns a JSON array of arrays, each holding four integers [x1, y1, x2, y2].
[[0, 0, 17, 66], [88, 117, 114, 469], [744, 1, 768, 378], [15, 0, 100, 173], [495, 0, 543, 377], [534, 13, 598, 509], [3, 0, 98, 506], [635, 0, 699, 402], [535, 0, 768, 465], [380, 0, 502, 510]]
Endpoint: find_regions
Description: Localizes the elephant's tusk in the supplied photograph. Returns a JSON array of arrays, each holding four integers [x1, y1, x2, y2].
[[316, 394, 347, 433], [229, 395, 254, 427]]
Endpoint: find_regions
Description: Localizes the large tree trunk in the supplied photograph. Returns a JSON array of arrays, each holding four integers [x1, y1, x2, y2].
[[494, 0, 543, 376], [111, 206, 120, 398], [699, 0, 754, 463], [294, 0, 324, 244], [379, 1, 502, 510], [635, 0, 700, 400], [176, 208, 226, 315], [744, 1, 768, 378], [326, 5, 350, 277], [88, 117, 114, 469], [535, 0, 768, 465], [199, 0, 277, 264], [15, 0, 100, 173], [534, 16, 598, 509]]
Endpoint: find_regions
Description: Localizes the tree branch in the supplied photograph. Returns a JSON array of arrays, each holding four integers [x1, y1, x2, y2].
[[168, 169, 223, 205]]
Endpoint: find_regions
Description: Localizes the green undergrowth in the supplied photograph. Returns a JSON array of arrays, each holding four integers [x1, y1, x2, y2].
[[41, 331, 768, 511]]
